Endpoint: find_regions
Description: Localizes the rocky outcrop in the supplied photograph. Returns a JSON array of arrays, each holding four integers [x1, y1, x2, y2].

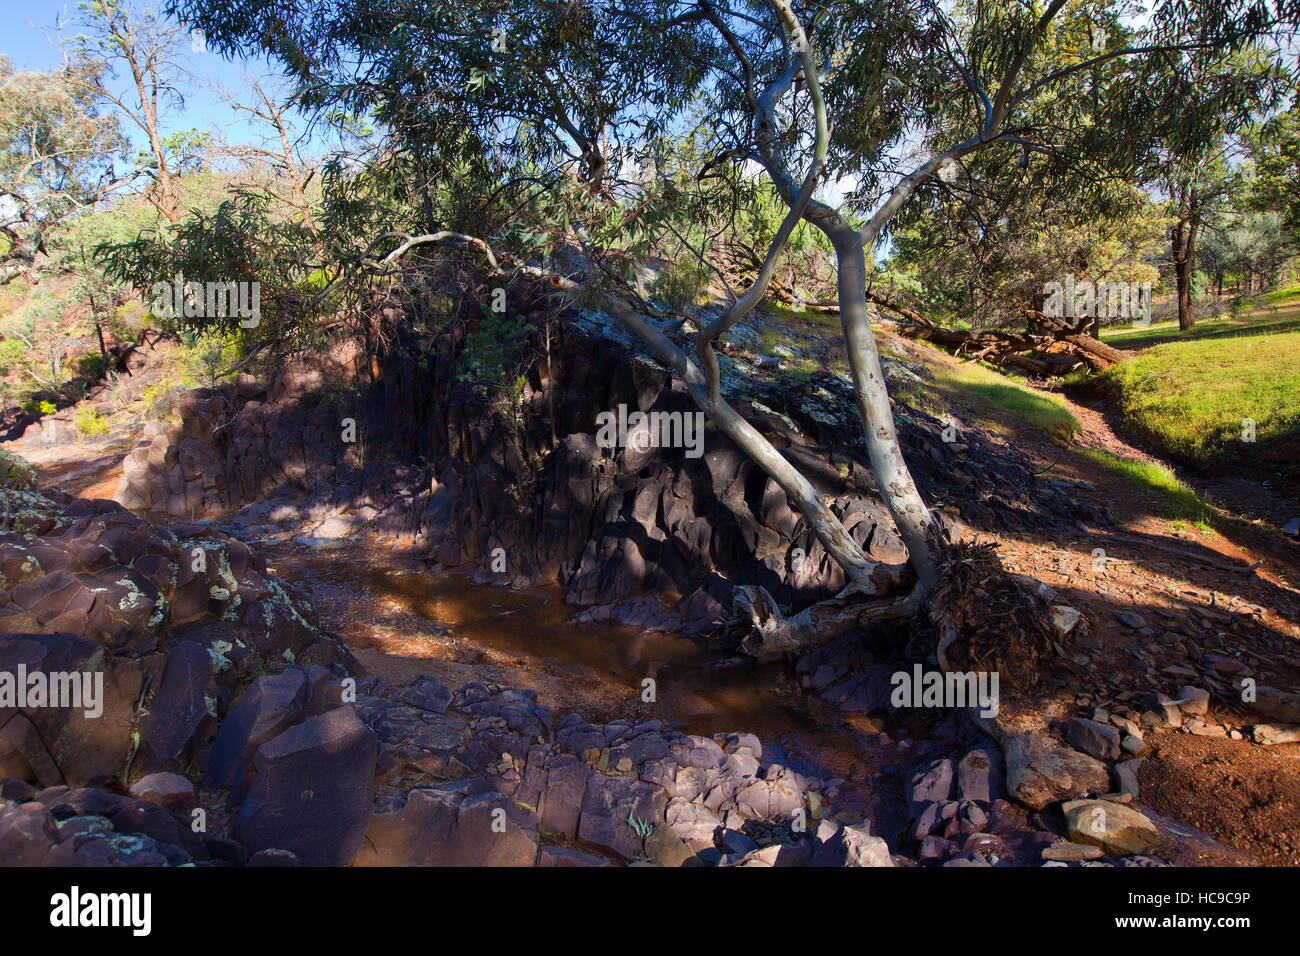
[[0, 490, 350, 788], [113, 305, 1104, 633], [349, 674, 882, 867]]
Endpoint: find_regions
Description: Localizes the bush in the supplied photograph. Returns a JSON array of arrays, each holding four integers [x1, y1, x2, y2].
[[647, 260, 712, 309], [75, 353, 107, 381], [0, 338, 27, 375], [0, 449, 35, 489], [73, 404, 109, 435], [457, 309, 532, 394], [22, 399, 57, 416]]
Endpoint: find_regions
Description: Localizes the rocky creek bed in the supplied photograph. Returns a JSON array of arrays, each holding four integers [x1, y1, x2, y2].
[[0, 486, 1260, 867]]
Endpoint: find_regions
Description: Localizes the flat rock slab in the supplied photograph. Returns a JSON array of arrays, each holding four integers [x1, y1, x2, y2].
[[235, 706, 377, 866], [1067, 717, 1121, 761], [1250, 723, 1300, 746], [1247, 687, 1300, 725]]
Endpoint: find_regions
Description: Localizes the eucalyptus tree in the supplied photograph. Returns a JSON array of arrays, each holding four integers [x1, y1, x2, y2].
[[1122, 38, 1288, 329], [67, 0, 203, 225], [0, 55, 128, 285], [172, 0, 1296, 659], [1243, 98, 1300, 240]]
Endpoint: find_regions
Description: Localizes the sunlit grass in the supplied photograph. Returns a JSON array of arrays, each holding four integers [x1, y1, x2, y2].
[[895, 356, 1082, 444], [1077, 449, 1214, 529], [1100, 303, 1300, 466]]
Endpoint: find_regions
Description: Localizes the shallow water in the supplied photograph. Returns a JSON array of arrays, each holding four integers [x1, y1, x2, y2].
[[253, 537, 926, 836]]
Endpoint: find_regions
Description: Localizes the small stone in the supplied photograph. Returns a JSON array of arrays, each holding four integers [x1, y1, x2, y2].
[[718, 829, 758, 856], [1175, 686, 1210, 716], [1121, 735, 1145, 755], [918, 835, 951, 861], [1110, 715, 1141, 738], [128, 772, 197, 812], [1042, 840, 1104, 862], [1113, 758, 1142, 798], [1051, 606, 1083, 637], [645, 824, 694, 867], [1116, 611, 1146, 630], [1067, 717, 1121, 761]]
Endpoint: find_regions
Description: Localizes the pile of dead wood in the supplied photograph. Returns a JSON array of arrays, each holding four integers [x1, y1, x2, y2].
[[761, 275, 1130, 375]]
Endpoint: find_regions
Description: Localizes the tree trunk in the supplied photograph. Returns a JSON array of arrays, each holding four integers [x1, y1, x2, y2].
[[827, 226, 941, 589], [1170, 218, 1198, 332]]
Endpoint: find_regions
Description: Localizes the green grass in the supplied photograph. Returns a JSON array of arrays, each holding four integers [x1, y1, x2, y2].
[[1258, 284, 1300, 305], [1100, 302, 1300, 466], [1100, 300, 1300, 350], [896, 356, 1082, 443], [789, 358, 820, 383], [1078, 449, 1214, 528], [768, 301, 842, 331]]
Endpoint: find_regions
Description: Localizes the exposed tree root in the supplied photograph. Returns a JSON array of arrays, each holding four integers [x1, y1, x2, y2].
[[733, 577, 923, 656], [732, 540, 1061, 696], [928, 541, 1058, 688]]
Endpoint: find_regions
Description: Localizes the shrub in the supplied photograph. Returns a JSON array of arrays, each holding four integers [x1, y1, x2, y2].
[[0, 449, 35, 489], [647, 259, 712, 309], [73, 404, 109, 435]]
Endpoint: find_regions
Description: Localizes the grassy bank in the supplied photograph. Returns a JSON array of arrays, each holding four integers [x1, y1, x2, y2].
[[1099, 297, 1300, 468]]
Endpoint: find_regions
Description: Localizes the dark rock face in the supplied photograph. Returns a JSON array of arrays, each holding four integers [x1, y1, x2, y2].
[[234, 706, 377, 866], [139, 641, 214, 770], [112, 309, 1102, 634]]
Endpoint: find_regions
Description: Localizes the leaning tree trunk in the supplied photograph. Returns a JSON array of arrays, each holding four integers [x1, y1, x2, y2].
[[829, 227, 942, 590]]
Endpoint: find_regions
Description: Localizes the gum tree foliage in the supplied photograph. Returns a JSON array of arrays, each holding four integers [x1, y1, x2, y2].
[[885, 2, 1168, 332], [67, 0, 209, 225], [0, 55, 128, 284], [1117, 37, 1291, 330], [171, 0, 1297, 657], [887, 158, 1166, 334]]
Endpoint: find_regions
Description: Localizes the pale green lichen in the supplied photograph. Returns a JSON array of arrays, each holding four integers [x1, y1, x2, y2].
[[207, 640, 234, 673], [263, 578, 318, 634], [115, 577, 146, 611], [751, 400, 800, 433]]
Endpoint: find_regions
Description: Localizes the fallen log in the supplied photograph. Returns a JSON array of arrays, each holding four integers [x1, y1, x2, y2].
[[783, 292, 1132, 373]]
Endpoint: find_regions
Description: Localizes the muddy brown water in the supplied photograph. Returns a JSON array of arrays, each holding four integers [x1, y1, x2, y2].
[[247, 536, 924, 841]]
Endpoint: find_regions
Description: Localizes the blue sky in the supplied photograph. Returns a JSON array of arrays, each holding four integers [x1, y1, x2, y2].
[[0, 2, 309, 157]]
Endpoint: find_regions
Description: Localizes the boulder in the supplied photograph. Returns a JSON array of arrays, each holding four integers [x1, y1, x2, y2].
[[1002, 729, 1110, 811], [1062, 799, 1168, 856], [234, 707, 377, 866]]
